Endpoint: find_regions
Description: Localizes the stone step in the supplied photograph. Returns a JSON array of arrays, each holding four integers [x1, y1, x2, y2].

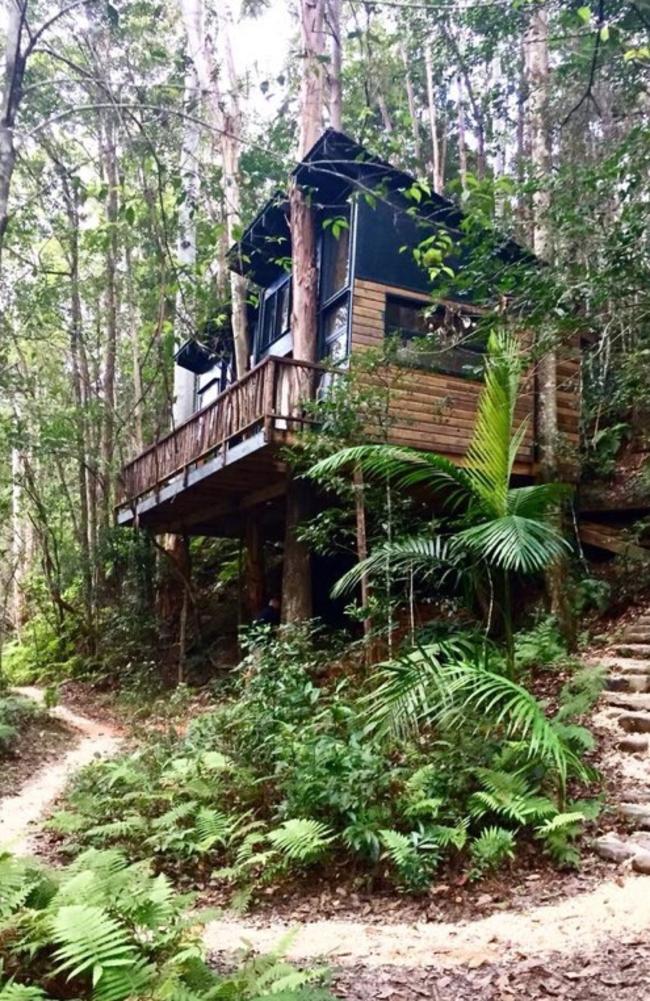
[[613, 643, 650, 658], [594, 831, 650, 863], [602, 691, 650, 711], [619, 734, 649, 754], [599, 656, 650, 675], [620, 803, 650, 828], [622, 630, 650, 644], [619, 712, 650, 734], [606, 674, 650, 694]]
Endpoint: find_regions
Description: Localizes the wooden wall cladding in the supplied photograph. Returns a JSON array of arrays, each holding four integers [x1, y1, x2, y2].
[[350, 279, 581, 469]]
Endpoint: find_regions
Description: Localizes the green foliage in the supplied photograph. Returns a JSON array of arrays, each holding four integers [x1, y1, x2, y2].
[[48, 623, 599, 898], [514, 618, 567, 670], [555, 665, 606, 723], [308, 333, 572, 670], [469, 827, 516, 879], [0, 695, 45, 757], [0, 850, 333, 1001]]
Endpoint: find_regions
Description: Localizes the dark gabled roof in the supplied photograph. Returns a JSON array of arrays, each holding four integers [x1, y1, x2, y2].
[[230, 128, 532, 288]]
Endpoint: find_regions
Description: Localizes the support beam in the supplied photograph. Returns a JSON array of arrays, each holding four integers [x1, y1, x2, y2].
[[244, 513, 265, 620], [282, 475, 313, 623]]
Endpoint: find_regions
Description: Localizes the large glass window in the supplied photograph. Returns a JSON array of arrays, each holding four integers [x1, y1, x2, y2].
[[385, 295, 486, 379], [320, 211, 350, 304]]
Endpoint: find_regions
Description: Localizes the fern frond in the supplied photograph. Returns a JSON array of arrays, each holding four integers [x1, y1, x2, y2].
[[267, 820, 334, 863]]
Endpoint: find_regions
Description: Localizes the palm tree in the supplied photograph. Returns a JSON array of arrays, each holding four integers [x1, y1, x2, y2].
[[307, 330, 572, 673]]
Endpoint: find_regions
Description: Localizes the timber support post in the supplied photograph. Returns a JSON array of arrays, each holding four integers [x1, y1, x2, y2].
[[282, 474, 313, 624], [244, 512, 265, 621]]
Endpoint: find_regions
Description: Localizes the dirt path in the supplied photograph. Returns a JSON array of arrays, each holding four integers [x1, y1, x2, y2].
[[203, 870, 650, 968], [0, 686, 122, 855]]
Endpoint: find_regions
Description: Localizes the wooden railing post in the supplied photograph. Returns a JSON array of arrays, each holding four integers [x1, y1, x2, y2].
[[263, 356, 276, 439]]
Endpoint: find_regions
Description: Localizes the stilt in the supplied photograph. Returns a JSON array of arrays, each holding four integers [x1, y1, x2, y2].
[[282, 475, 313, 623], [244, 513, 265, 620]]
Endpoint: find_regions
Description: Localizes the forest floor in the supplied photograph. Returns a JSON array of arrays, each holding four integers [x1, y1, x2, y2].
[[2, 668, 650, 999]]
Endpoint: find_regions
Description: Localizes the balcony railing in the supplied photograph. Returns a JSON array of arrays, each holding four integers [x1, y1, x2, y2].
[[117, 355, 324, 506]]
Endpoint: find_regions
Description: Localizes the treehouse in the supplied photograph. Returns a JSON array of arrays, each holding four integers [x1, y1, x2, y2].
[[116, 130, 581, 618]]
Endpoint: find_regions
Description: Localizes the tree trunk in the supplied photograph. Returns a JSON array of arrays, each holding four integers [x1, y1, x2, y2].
[[327, 0, 342, 130], [283, 0, 326, 623], [0, 0, 27, 262], [456, 75, 468, 195], [282, 476, 313, 624], [526, 7, 575, 648], [179, 0, 249, 380], [244, 514, 265, 620], [172, 58, 200, 425], [99, 112, 119, 530], [425, 45, 443, 194], [401, 42, 422, 169]]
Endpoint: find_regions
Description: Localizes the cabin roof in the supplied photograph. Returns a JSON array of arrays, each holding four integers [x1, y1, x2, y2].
[[230, 128, 531, 288]]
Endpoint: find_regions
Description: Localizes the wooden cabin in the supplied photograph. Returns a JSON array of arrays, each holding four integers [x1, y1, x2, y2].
[[116, 130, 581, 617]]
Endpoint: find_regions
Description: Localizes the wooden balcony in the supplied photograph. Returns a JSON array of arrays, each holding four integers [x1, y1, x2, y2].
[[116, 355, 322, 535]]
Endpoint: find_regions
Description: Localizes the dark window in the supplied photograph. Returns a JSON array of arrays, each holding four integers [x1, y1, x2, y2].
[[259, 277, 291, 355], [385, 295, 486, 379], [320, 211, 350, 303]]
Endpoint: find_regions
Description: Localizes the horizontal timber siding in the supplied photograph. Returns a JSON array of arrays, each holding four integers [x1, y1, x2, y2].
[[350, 279, 539, 466]]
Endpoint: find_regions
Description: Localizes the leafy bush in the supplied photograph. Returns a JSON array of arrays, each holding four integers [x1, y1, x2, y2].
[[0, 849, 332, 1001], [46, 624, 600, 898], [514, 617, 567, 670], [0, 695, 44, 757]]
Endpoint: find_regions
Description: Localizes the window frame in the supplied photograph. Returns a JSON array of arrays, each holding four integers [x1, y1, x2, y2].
[[384, 294, 487, 381]]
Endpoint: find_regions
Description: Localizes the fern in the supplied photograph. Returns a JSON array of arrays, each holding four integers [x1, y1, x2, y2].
[[535, 811, 585, 868], [48, 904, 153, 1001], [267, 820, 334, 863], [469, 826, 516, 878], [379, 828, 440, 891], [468, 769, 556, 825], [0, 985, 49, 1000]]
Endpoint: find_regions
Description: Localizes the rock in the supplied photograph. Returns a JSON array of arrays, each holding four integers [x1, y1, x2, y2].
[[476, 893, 493, 906], [613, 643, 650, 658], [607, 675, 650, 693], [619, 712, 650, 734], [630, 832, 650, 851], [620, 803, 650, 828], [602, 692, 650, 711], [619, 734, 649, 754], [632, 852, 650, 874], [593, 834, 635, 863]]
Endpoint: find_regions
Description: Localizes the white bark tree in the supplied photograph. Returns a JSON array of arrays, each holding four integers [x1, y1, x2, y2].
[[173, 59, 201, 425], [179, 0, 249, 381]]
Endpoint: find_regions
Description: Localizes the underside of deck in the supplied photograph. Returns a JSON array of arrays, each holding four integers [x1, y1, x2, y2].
[[116, 432, 292, 537]]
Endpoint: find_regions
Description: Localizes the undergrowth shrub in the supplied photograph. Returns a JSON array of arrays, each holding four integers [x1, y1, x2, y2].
[[47, 624, 602, 899], [0, 695, 45, 757]]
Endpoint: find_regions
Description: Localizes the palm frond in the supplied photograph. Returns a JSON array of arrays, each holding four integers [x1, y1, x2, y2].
[[362, 635, 488, 740], [464, 330, 521, 517], [331, 535, 456, 597], [507, 483, 574, 517], [365, 644, 585, 789], [307, 444, 472, 510], [455, 515, 569, 572]]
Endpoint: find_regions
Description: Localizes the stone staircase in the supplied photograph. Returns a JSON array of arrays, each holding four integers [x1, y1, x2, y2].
[[594, 611, 650, 871]]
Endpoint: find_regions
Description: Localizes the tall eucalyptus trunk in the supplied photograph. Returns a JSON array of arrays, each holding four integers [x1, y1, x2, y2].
[[526, 6, 575, 647], [172, 58, 200, 425], [0, 0, 27, 262], [283, 0, 327, 623]]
